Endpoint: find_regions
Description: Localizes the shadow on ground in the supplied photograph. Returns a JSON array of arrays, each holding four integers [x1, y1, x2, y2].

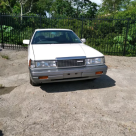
[[0, 87, 16, 96], [0, 130, 3, 136], [40, 75, 115, 93]]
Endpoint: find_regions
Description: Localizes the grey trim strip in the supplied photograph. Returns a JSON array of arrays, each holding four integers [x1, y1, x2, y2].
[[57, 65, 86, 69], [34, 60, 56, 62], [86, 56, 104, 59], [56, 56, 86, 60], [31, 76, 101, 84]]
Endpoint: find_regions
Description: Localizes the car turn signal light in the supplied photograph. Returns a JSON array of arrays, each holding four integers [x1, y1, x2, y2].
[[96, 71, 103, 75], [29, 59, 31, 67], [39, 76, 48, 79]]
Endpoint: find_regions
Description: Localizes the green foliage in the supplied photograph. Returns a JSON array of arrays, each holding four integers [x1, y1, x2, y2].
[[113, 34, 134, 55], [121, 0, 131, 10], [99, 0, 125, 14], [113, 5, 136, 19], [51, 0, 76, 17], [12, 5, 20, 14], [0, 84, 5, 88], [0, 25, 13, 31], [85, 2, 99, 18], [71, 0, 99, 18], [114, 35, 132, 42], [36, 0, 53, 15], [1, 55, 9, 60], [0, 0, 99, 18], [0, 25, 13, 43], [128, 23, 136, 39]]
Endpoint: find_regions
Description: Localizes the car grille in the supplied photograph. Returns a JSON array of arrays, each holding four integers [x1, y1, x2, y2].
[[57, 59, 85, 68]]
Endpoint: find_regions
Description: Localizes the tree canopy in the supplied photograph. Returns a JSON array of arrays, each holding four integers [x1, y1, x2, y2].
[[98, 0, 134, 14], [50, 0, 76, 17], [1, 0, 136, 18], [0, 0, 99, 18], [100, 0, 125, 13]]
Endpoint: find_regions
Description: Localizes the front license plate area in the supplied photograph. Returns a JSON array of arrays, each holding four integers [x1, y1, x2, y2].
[[63, 72, 82, 78]]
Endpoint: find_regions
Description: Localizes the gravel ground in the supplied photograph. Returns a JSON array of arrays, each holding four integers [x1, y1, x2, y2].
[[0, 49, 136, 136]]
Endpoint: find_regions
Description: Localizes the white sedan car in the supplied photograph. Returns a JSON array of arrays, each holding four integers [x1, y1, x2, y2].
[[23, 29, 108, 86]]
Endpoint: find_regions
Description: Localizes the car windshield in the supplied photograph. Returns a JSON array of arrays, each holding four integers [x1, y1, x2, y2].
[[31, 30, 82, 44]]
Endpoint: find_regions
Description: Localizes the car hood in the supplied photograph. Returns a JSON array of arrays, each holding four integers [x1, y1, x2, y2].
[[32, 43, 103, 60], [80, 44, 104, 58]]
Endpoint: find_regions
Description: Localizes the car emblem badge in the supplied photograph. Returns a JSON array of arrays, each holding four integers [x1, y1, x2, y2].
[[77, 60, 83, 63]]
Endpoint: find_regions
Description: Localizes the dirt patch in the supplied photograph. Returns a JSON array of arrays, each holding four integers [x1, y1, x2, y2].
[[105, 55, 136, 70], [0, 49, 28, 78], [0, 49, 136, 136]]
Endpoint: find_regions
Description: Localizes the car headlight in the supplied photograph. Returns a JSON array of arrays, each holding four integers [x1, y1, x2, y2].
[[86, 57, 105, 66], [29, 59, 36, 68], [36, 61, 57, 68]]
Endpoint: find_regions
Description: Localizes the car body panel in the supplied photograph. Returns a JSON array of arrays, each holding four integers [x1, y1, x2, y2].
[[32, 44, 86, 60], [80, 44, 104, 58], [31, 43, 104, 61]]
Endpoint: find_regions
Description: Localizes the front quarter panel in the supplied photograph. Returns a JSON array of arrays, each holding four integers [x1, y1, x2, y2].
[[81, 44, 104, 58], [28, 44, 35, 65]]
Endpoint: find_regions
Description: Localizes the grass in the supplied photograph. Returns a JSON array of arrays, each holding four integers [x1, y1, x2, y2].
[[1, 55, 9, 60], [0, 84, 5, 89]]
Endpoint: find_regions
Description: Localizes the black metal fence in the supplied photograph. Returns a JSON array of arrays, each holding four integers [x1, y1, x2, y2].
[[0, 13, 136, 56]]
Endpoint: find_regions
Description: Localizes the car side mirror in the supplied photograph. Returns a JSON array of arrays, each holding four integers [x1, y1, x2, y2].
[[23, 40, 30, 45], [81, 38, 86, 43]]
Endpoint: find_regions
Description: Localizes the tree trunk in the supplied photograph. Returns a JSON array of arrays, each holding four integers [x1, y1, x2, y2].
[[77, 0, 78, 17], [21, 4, 23, 22]]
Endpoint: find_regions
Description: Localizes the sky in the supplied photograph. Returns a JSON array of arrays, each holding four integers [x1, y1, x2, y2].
[[91, 0, 102, 5]]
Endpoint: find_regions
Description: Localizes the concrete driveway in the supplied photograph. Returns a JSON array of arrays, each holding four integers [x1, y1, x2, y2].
[[0, 49, 136, 136]]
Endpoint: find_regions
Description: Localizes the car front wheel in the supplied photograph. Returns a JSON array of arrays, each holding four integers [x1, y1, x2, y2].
[[30, 78, 39, 86]]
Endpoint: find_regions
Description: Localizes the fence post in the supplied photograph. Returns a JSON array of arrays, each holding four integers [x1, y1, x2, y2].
[[0, 13, 4, 49], [40, 11, 42, 28], [81, 15, 83, 39], [123, 18, 130, 56]]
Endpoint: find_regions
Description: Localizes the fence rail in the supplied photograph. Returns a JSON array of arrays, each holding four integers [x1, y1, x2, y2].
[[0, 13, 136, 56]]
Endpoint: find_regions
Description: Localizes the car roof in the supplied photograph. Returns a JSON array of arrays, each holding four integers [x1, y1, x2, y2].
[[35, 28, 72, 31]]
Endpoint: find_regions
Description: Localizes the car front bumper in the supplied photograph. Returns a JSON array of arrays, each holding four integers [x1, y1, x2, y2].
[[29, 65, 108, 83]]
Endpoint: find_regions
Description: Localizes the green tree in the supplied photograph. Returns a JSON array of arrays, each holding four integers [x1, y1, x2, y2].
[[71, 0, 98, 17], [84, 2, 98, 18], [100, 0, 125, 14], [35, 0, 53, 15], [0, 0, 34, 15], [121, 0, 131, 10], [0, 0, 15, 13], [126, 0, 136, 9], [50, 0, 76, 17]]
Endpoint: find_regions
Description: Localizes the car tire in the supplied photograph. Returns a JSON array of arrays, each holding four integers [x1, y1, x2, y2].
[[30, 78, 39, 86]]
